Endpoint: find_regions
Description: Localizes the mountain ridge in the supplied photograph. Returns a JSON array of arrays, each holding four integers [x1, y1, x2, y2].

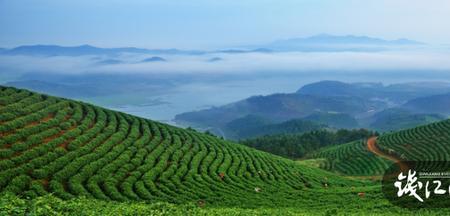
[[0, 34, 427, 56], [1, 44, 205, 56], [271, 34, 424, 46], [175, 80, 450, 136]]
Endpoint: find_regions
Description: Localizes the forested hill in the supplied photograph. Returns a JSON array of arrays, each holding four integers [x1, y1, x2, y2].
[[175, 80, 450, 137], [240, 129, 376, 159]]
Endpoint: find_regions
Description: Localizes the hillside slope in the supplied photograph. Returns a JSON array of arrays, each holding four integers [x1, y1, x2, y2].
[[224, 115, 325, 140], [310, 118, 450, 176], [0, 86, 365, 208], [402, 92, 450, 116], [377, 119, 450, 161], [369, 108, 445, 132], [4, 86, 450, 215], [310, 140, 392, 176]]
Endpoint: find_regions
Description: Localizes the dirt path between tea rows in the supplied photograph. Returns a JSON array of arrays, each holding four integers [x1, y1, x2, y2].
[[367, 137, 409, 173]]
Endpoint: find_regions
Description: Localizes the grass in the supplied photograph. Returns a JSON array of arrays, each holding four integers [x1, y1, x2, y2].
[[3, 192, 450, 216]]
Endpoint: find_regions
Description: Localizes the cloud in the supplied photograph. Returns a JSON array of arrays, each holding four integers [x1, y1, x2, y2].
[[0, 55, 94, 74], [2, 48, 450, 78]]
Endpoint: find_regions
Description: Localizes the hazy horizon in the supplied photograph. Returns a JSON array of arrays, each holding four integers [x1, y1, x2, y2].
[[2, 0, 450, 49], [2, 0, 450, 122], [0, 33, 432, 50]]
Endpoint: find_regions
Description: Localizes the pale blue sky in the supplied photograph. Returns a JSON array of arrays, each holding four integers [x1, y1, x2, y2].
[[1, 0, 450, 49]]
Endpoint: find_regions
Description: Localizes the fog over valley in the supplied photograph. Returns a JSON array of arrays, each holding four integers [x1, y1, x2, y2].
[[1, 38, 450, 123]]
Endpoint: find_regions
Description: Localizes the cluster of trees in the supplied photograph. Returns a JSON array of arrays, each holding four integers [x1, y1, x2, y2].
[[225, 116, 325, 140], [240, 129, 378, 159]]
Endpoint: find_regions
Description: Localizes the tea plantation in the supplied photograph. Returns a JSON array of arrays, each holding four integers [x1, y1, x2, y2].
[[1, 86, 450, 215], [309, 140, 392, 176], [0, 87, 361, 203], [377, 119, 450, 161], [310, 119, 450, 176]]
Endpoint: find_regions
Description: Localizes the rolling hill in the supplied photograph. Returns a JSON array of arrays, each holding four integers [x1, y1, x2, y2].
[[368, 108, 445, 132], [303, 112, 359, 128], [0, 86, 368, 207], [2, 86, 450, 215], [309, 118, 450, 176], [296, 80, 450, 103], [174, 92, 386, 133], [402, 92, 450, 116], [175, 81, 450, 136], [376, 119, 450, 161], [223, 115, 326, 140], [309, 140, 392, 176], [241, 129, 375, 159]]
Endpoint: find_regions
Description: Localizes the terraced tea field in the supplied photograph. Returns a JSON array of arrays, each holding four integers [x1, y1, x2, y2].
[[310, 119, 450, 176], [309, 140, 392, 176], [377, 120, 450, 161], [2, 86, 450, 215], [0, 86, 367, 207]]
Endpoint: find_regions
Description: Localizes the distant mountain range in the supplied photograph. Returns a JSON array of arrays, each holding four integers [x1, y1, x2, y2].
[[369, 108, 446, 132], [95, 59, 124, 65], [402, 93, 450, 115], [3, 74, 176, 103], [175, 80, 450, 136], [141, 56, 167, 62], [0, 34, 427, 57], [4, 80, 105, 98], [93, 56, 167, 65], [207, 57, 223, 62], [0, 44, 205, 56], [272, 34, 423, 46], [255, 34, 425, 52]]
